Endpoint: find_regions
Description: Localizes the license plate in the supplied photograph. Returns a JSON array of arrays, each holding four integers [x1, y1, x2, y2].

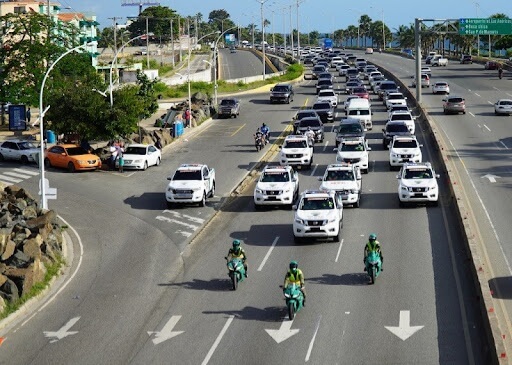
[[176, 194, 190, 198], [267, 197, 277, 201], [402, 159, 410, 162], [310, 227, 321, 232], [341, 195, 348, 200]]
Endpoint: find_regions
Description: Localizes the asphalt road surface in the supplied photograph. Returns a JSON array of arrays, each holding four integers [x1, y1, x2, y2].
[[218, 48, 274, 80], [0, 57, 493, 364]]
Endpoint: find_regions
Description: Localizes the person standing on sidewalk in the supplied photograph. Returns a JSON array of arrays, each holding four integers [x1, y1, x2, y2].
[[184, 109, 191, 128]]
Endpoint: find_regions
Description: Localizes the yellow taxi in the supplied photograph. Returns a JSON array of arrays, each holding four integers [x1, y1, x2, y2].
[[44, 144, 102, 172]]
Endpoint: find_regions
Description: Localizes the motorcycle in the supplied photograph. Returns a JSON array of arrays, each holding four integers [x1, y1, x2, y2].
[[365, 251, 382, 284], [302, 131, 316, 146], [282, 283, 304, 320], [261, 130, 270, 145], [255, 135, 264, 151], [225, 257, 246, 290]]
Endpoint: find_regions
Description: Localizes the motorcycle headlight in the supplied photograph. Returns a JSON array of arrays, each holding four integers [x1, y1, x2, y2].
[[284, 293, 291, 298], [292, 293, 299, 298], [295, 218, 304, 225]]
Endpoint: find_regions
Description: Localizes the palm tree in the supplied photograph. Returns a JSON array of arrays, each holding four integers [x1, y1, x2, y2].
[[359, 15, 372, 47], [346, 25, 358, 47]]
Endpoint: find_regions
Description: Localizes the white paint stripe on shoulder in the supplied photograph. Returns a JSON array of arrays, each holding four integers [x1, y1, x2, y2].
[[13, 168, 39, 176]]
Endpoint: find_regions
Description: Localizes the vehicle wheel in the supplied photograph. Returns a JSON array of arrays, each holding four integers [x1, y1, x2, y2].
[[431, 200, 439, 207], [232, 274, 238, 291], [333, 223, 341, 242], [443, 110, 448, 115], [363, 168, 368, 174], [67, 162, 76, 173], [389, 164, 394, 171], [20, 155, 29, 164], [370, 267, 376, 285], [166, 201, 175, 209], [286, 97, 290, 104], [209, 182, 216, 198], [44, 158, 51, 168], [294, 235, 303, 244], [143, 161, 148, 171], [354, 197, 360, 208], [399, 199, 405, 208], [463, 111, 466, 114], [495, 111, 499, 115], [234, 114, 238, 118], [0, 153, 4, 162], [288, 302, 295, 320], [199, 193, 206, 207], [155, 157, 161, 166], [254, 202, 262, 211]]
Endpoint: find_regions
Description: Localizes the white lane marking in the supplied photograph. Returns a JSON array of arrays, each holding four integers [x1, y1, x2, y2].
[[0, 174, 22, 183], [483, 124, 491, 131], [258, 236, 279, 271], [18, 216, 84, 329], [155, 216, 199, 231], [3, 171, 33, 179], [147, 315, 184, 345], [487, 100, 493, 105], [507, 93, 512, 98], [305, 315, 322, 362], [201, 315, 235, 365], [322, 140, 329, 152], [176, 230, 192, 238], [500, 141, 509, 149], [162, 209, 205, 224], [13, 168, 39, 175], [335, 239, 344, 263], [310, 164, 319, 176], [43, 317, 80, 343], [475, 93, 481, 97], [468, 112, 475, 117], [493, 87, 500, 91]]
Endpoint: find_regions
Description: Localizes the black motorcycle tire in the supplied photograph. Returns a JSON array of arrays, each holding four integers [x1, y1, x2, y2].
[[232, 273, 238, 290], [370, 266, 376, 285], [288, 302, 295, 320]]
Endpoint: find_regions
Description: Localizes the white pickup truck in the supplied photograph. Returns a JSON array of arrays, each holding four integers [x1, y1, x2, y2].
[[431, 56, 448, 67], [165, 164, 216, 207]]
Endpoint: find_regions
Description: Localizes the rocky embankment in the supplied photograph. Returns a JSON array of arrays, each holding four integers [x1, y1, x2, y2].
[[0, 186, 63, 312]]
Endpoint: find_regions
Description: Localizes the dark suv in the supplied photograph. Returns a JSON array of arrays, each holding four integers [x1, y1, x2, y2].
[[270, 84, 294, 104], [460, 55, 473, 64], [335, 118, 365, 147], [382, 121, 411, 148]]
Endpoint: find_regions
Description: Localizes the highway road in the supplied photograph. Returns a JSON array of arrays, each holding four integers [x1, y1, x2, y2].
[[0, 57, 493, 363], [218, 48, 274, 80]]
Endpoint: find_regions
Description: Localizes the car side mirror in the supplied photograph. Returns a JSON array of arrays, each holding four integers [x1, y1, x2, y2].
[[396, 175, 400, 179], [270, 87, 274, 91], [382, 128, 385, 132], [292, 205, 297, 210], [317, 177, 323, 181], [419, 144, 423, 147], [367, 147, 372, 151], [435, 174, 440, 179], [167, 176, 173, 180]]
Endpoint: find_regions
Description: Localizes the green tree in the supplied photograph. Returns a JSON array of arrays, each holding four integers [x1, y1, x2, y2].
[[127, 6, 178, 44], [359, 14, 372, 47]]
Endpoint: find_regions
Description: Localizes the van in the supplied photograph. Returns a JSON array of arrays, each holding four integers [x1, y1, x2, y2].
[[346, 98, 373, 131]]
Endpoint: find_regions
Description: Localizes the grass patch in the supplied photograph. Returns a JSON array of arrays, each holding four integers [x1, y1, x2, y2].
[[156, 64, 304, 99], [0, 255, 66, 320]]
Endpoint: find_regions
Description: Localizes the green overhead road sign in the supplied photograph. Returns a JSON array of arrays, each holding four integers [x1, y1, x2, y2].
[[459, 18, 512, 35]]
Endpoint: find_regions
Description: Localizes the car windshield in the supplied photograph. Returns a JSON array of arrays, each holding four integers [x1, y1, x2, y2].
[[125, 146, 147, 155], [404, 168, 433, 179], [273, 86, 289, 92], [313, 66, 325, 72], [299, 119, 321, 127], [390, 106, 408, 112], [339, 124, 363, 133], [435, 83, 448, 87], [297, 112, 315, 119], [301, 197, 335, 210], [386, 124, 409, 132], [173, 170, 202, 180], [319, 91, 335, 97], [353, 88, 367, 93], [220, 99, 236, 106], [318, 80, 332, 86], [391, 114, 412, 121], [347, 69, 358, 74], [388, 94, 404, 100], [341, 143, 365, 152], [313, 103, 330, 110], [347, 82, 359, 87], [261, 172, 289, 182], [325, 170, 354, 181], [65, 147, 89, 156], [380, 83, 397, 90], [19, 142, 37, 150], [348, 110, 370, 116], [393, 140, 418, 148], [284, 140, 308, 148]]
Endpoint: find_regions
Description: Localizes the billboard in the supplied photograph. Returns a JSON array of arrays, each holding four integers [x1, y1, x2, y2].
[[8, 105, 27, 132], [225, 34, 236, 44]]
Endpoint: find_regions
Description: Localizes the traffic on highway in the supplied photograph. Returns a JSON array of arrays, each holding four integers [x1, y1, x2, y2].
[[0, 48, 501, 364]]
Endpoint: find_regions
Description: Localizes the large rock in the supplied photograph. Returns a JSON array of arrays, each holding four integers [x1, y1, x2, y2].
[[23, 238, 42, 261], [0, 277, 19, 302], [1, 240, 15, 261], [21, 259, 46, 294], [25, 210, 56, 229], [0, 227, 11, 256], [5, 250, 31, 268]]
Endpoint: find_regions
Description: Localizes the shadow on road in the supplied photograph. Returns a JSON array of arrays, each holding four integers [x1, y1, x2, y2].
[[124, 192, 167, 211], [160, 278, 228, 292], [202, 306, 284, 322], [307, 273, 369, 286], [489, 277, 512, 299]]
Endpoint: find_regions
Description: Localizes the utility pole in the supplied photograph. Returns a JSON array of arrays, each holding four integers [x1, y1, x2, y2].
[[108, 17, 123, 56], [289, 5, 293, 60], [296, 0, 300, 64], [170, 18, 175, 67], [146, 16, 150, 68], [283, 9, 286, 55]]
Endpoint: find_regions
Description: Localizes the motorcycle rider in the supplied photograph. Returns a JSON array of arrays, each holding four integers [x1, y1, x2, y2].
[[254, 128, 264, 147], [363, 233, 383, 271], [227, 239, 248, 277], [260, 123, 270, 144], [304, 126, 316, 144], [283, 260, 306, 306]]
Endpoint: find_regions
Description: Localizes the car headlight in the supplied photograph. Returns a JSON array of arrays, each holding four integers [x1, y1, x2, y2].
[[133, 159, 142, 163], [192, 187, 202, 192], [255, 188, 263, 194], [391, 153, 398, 158], [401, 186, 411, 192], [76, 160, 85, 165], [328, 218, 337, 223], [295, 218, 304, 225]]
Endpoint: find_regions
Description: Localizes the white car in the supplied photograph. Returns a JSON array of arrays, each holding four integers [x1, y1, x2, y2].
[[165, 164, 216, 207], [319, 163, 362, 207], [344, 95, 362, 110], [494, 99, 512, 115], [317, 89, 338, 107], [337, 64, 351, 76], [279, 135, 314, 169], [397, 162, 439, 207], [293, 189, 343, 242], [335, 137, 371, 174], [116, 143, 161, 170], [368, 71, 383, 82], [388, 110, 416, 134], [421, 67, 432, 76], [385, 92, 408, 109], [432, 81, 450, 94], [389, 135, 422, 170], [254, 165, 299, 208], [0, 139, 39, 164]]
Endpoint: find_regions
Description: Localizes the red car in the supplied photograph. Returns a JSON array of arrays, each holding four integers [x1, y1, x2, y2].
[[484, 61, 500, 70], [351, 87, 369, 99]]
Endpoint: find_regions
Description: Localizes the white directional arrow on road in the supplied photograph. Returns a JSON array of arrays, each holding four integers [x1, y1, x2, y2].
[[147, 315, 184, 345], [265, 318, 300, 344], [43, 317, 80, 343], [385, 311, 424, 341], [481, 174, 500, 183]]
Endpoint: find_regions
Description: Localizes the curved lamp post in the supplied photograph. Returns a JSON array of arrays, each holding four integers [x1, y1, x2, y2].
[[39, 43, 92, 209], [109, 34, 146, 107]]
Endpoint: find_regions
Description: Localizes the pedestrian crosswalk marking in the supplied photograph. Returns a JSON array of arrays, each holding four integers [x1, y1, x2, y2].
[[0, 174, 23, 183], [13, 168, 39, 176], [3, 171, 34, 179]]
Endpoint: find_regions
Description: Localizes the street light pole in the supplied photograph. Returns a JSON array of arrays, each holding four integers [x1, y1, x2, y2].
[[39, 44, 90, 209], [258, 0, 269, 79], [296, 0, 300, 64]]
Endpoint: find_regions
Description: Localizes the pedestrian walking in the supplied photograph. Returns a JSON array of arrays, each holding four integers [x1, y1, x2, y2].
[[184, 109, 191, 128], [26, 107, 31, 126], [118, 151, 124, 173]]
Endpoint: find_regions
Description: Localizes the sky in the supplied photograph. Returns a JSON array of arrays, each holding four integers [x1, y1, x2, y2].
[[59, 0, 512, 34]]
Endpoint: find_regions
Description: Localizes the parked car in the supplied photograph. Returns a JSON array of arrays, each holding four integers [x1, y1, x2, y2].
[[44, 144, 102, 172], [0, 139, 39, 164], [443, 96, 466, 114], [494, 99, 512, 115], [115, 144, 161, 170]]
